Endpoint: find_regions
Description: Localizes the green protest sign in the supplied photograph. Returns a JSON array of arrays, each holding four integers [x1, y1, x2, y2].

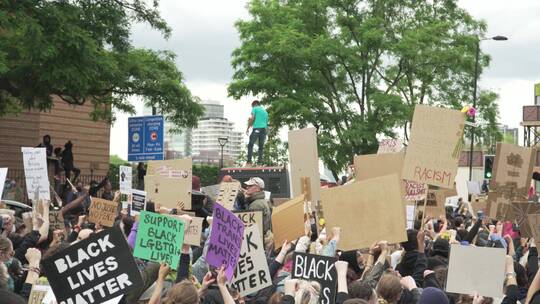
[[134, 211, 185, 269]]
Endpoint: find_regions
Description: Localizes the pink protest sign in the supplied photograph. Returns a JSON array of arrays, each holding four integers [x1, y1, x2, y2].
[[403, 180, 427, 201], [206, 203, 245, 279]]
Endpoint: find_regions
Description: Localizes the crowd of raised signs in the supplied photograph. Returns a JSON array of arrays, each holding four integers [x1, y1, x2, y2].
[[5, 104, 540, 304]]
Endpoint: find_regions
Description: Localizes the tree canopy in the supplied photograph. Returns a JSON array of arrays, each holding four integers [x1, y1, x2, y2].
[[229, 0, 501, 177], [0, 0, 203, 130]]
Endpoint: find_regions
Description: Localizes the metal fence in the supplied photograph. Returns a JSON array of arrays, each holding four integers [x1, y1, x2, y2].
[[5, 168, 106, 204]]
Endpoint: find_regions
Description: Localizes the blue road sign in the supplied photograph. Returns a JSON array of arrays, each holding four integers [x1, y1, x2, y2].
[[128, 115, 164, 162]]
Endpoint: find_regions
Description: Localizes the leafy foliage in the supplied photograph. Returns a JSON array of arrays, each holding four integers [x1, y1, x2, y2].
[[0, 0, 203, 130], [229, 0, 501, 178]]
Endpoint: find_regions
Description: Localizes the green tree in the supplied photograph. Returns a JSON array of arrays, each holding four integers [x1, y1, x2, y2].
[[229, 0, 501, 178], [0, 0, 203, 130]]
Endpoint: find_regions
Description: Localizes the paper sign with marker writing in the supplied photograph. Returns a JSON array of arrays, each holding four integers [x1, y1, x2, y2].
[[446, 244, 505, 298], [404, 180, 426, 201], [119, 166, 132, 194], [402, 105, 465, 188], [206, 203, 244, 280], [131, 189, 147, 216], [217, 181, 241, 210], [21, 147, 50, 200], [134, 211, 185, 269], [292, 252, 337, 304], [89, 198, 118, 227], [178, 216, 203, 247], [146, 159, 192, 210], [42, 227, 143, 304], [231, 225, 272, 296], [377, 139, 402, 154], [0, 168, 7, 200], [234, 211, 263, 236]]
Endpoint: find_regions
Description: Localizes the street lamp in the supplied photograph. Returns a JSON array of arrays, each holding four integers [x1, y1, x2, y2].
[[218, 137, 228, 169], [468, 35, 508, 181]]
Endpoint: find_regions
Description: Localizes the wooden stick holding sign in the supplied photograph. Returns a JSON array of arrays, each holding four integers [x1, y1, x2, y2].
[[420, 184, 429, 230]]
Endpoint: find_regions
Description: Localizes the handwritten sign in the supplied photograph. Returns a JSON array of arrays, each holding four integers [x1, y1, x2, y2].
[[234, 211, 263, 236], [206, 203, 244, 280], [130, 189, 146, 216], [21, 147, 50, 200], [179, 216, 203, 247], [89, 198, 118, 227], [217, 182, 241, 210], [49, 209, 65, 231], [491, 143, 536, 198], [231, 225, 272, 296], [402, 105, 465, 188], [292, 252, 337, 304], [42, 227, 143, 304], [119, 166, 132, 194], [404, 180, 426, 201], [134, 211, 185, 269], [28, 285, 49, 304], [377, 139, 402, 154], [145, 159, 192, 210]]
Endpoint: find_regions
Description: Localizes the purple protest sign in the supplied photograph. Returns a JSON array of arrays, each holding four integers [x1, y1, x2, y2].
[[206, 203, 245, 279]]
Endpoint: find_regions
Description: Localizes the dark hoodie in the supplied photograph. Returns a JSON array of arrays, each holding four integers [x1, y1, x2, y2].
[[427, 238, 449, 269], [396, 230, 419, 277]]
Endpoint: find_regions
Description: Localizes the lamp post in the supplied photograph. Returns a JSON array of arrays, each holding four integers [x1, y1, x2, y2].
[[218, 137, 228, 169], [468, 35, 508, 181]]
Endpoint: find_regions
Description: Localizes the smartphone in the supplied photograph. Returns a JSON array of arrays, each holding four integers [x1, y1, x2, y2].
[[477, 210, 484, 220]]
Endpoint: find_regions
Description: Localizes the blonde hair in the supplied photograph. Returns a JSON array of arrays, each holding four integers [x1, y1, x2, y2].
[[294, 280, 321, 304], [375, 273, 402, 304], [164, 280, 199, 304]]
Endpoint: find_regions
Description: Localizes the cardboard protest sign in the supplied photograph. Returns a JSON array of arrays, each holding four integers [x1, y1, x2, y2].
[[527, 214, 540, 247], [404, 180, 427, 201], [131, 189, 147, 216], [271, 195, 305, 248], [354, 152, 404, 182], [119, 166, 132, 194], [492, 143, 536, 198], [289, 128, 320, 203], [0, 168, 6, 199], [134, 211, 185, 269], [42, 227, 143, 303], [231, 225, 272, 296], [377, 138, 402, 154], [146, 159, 192, 210], [179, 216, 203, 246], [89, 198, 118, 227], [402, 105, 465, 189], [421, 188, 456, 218], [446, 244, 505, 298], [202, 184, 220, 201], [292, 252, 337, 304], [234, 211, 263, 236], [206, 203, 244, 280], [320, 174, 406, 250], [21, 147, 50, 200], [217, 181, 241, 210], [49, 209, 64, 231]]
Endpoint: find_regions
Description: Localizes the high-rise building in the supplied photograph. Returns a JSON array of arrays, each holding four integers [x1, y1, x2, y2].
[[143, 100, 243, 165]]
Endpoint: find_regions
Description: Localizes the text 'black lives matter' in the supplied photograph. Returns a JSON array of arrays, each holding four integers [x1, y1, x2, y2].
[[292, 252, 337, 304], [42, 227, 143, 304]]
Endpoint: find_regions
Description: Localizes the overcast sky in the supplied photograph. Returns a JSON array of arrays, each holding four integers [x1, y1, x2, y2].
[[110, 0, 540, 158]]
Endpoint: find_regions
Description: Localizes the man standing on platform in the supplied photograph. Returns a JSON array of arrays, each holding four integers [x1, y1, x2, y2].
[[246, 100, 269, 166]]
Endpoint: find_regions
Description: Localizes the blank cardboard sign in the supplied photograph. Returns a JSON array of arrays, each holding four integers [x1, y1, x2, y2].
[[289, 128, 320, 202], [271, 195, 305, 248], [320, 174, 406, 250], [446, 244, 505, 298], [402, 105, 465, 189]]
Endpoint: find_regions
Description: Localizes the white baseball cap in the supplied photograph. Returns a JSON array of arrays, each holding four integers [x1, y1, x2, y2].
[[244, 177, 265, 189]]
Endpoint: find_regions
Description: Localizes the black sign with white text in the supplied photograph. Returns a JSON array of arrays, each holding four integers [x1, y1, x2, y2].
[[42, 227, 143, 304], [292, 252, 337, 304]]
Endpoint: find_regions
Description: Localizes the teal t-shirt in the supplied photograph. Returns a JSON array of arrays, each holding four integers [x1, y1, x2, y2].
[[251, 106, 269, 129]]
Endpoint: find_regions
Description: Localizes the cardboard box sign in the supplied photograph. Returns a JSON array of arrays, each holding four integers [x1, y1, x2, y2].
[[491, 143, 536, 197], [234, 210, 263, 236], [320, 174, 407, 250], [42, 227, 143, 304], [292, 252, 337, 304], [230, 225, 272, 296], [145, 159, 192, 210], [402, 105, 465, 189], [89, 198, 118, 227], [271, 195, 305, 248], [134, 211, 185, 269], [446, 244, 505, 298], [206, 203, 245, 280], [289, 128, 321, 203]]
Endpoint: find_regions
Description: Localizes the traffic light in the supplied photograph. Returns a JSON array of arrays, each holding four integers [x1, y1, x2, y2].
[[484, 155, 494, 179]]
